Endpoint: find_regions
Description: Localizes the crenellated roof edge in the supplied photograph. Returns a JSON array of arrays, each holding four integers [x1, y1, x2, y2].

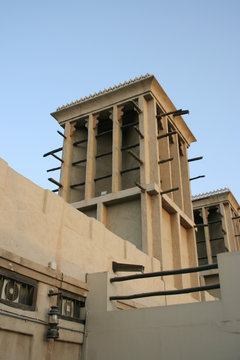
[[56, 74, 153, 112], [192, 188, 230, 200]]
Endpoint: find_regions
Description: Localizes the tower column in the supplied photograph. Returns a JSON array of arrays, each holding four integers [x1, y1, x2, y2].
[[85, 114, 97, 199], [180, 142, 193, 219], [220, 202, 235, 251], [138, 95, 153, 255], [59, 122, 75, 201]]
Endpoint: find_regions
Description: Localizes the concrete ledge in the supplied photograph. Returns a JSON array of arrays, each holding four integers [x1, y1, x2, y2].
[[0, 249, 88, 296]]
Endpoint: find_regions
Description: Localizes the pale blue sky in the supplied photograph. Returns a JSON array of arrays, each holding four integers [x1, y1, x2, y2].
[[1, 0, 239, 201]]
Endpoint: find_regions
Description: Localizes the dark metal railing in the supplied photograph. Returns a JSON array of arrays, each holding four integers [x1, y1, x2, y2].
[[120, 166, 140, 175], [188, 156, 203, 163], [194, 220, 222, 228], [96, 129, 113, 138], [121, 143, 139, 152], [73, 139, 88, 146], [110, 263, 219, 301], [72, 159, 87, 166], [190, 175, 205, 181], [110, 263, 218, 283], [121, 121, 139, 129], [109, 284, 220, 301], [43, 147, 63, 157]]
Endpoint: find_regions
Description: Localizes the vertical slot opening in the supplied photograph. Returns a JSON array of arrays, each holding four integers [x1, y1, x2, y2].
[[95, 110, 113, 197], [121, 103, 140, 190], [70, 118, 88, 202], [194, 209, 208, 265], [208, 206, 226, 263]]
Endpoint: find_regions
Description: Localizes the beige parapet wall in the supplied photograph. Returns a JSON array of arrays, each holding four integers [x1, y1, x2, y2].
[[0, 157, 202, 307], [85, 251, 240, 360]]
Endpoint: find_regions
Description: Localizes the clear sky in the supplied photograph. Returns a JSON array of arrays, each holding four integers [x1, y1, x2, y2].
[[1, 0, 239, 202]]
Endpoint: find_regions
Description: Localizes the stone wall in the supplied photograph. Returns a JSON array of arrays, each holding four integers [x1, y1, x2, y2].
[[0, 158, 211, 360]]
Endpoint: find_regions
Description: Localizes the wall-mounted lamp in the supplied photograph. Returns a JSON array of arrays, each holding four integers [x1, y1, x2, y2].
[[47, 305, 59, 340]]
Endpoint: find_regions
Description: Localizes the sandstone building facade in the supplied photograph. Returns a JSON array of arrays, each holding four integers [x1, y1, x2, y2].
[[1, 75, 240, 360]]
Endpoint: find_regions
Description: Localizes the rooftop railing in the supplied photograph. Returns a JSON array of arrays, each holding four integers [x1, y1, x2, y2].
[[110, 263, 219, 301]]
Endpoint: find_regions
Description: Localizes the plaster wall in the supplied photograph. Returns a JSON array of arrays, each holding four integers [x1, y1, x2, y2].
[[161, 209, 174, 285], [106, 197, 142, 249], [0, 158, 215, 360], [0, 158, 197, 307], [86, 252, 240, 360]]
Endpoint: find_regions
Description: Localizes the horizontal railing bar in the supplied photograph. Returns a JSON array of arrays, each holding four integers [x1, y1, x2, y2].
[[156, 109, 189, 119], [47, 166, 61, 172], [96, 129, 113, 138], [70, 182, 85, 189], [157, 131, 177, 140], [211, 237, 224, 241], [121, 143, 139, 151], [96, 151, 112, 159], [43, 147, 63, 157], [110, 284, 220, 301], [94, 174, 112, 182], [120, 166, 140, 175], [190, 175, 205, 181], [156, 109, 182, 118], [158, 157, 173, 164], [188, 156, 203, 162], [110, 263, 218, 283], [121, 121, 139, 129], [73, 139, 88, 146], [197, 237, 224, 244], [160, 187, 179, 195], [72, 159, 87, 165], [194, 220, 222, 228], [232, 216, 240, 220], [173, 110, 189, 117]]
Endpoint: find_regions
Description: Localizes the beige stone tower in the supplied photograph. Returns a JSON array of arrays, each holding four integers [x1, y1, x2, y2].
[[193, 188, 240, 265], [50, 74, 198, 284], [192, 188, 240, 297]]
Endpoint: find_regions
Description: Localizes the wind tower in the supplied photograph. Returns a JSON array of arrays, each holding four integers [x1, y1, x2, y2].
[[49, 74, 199, 289]]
